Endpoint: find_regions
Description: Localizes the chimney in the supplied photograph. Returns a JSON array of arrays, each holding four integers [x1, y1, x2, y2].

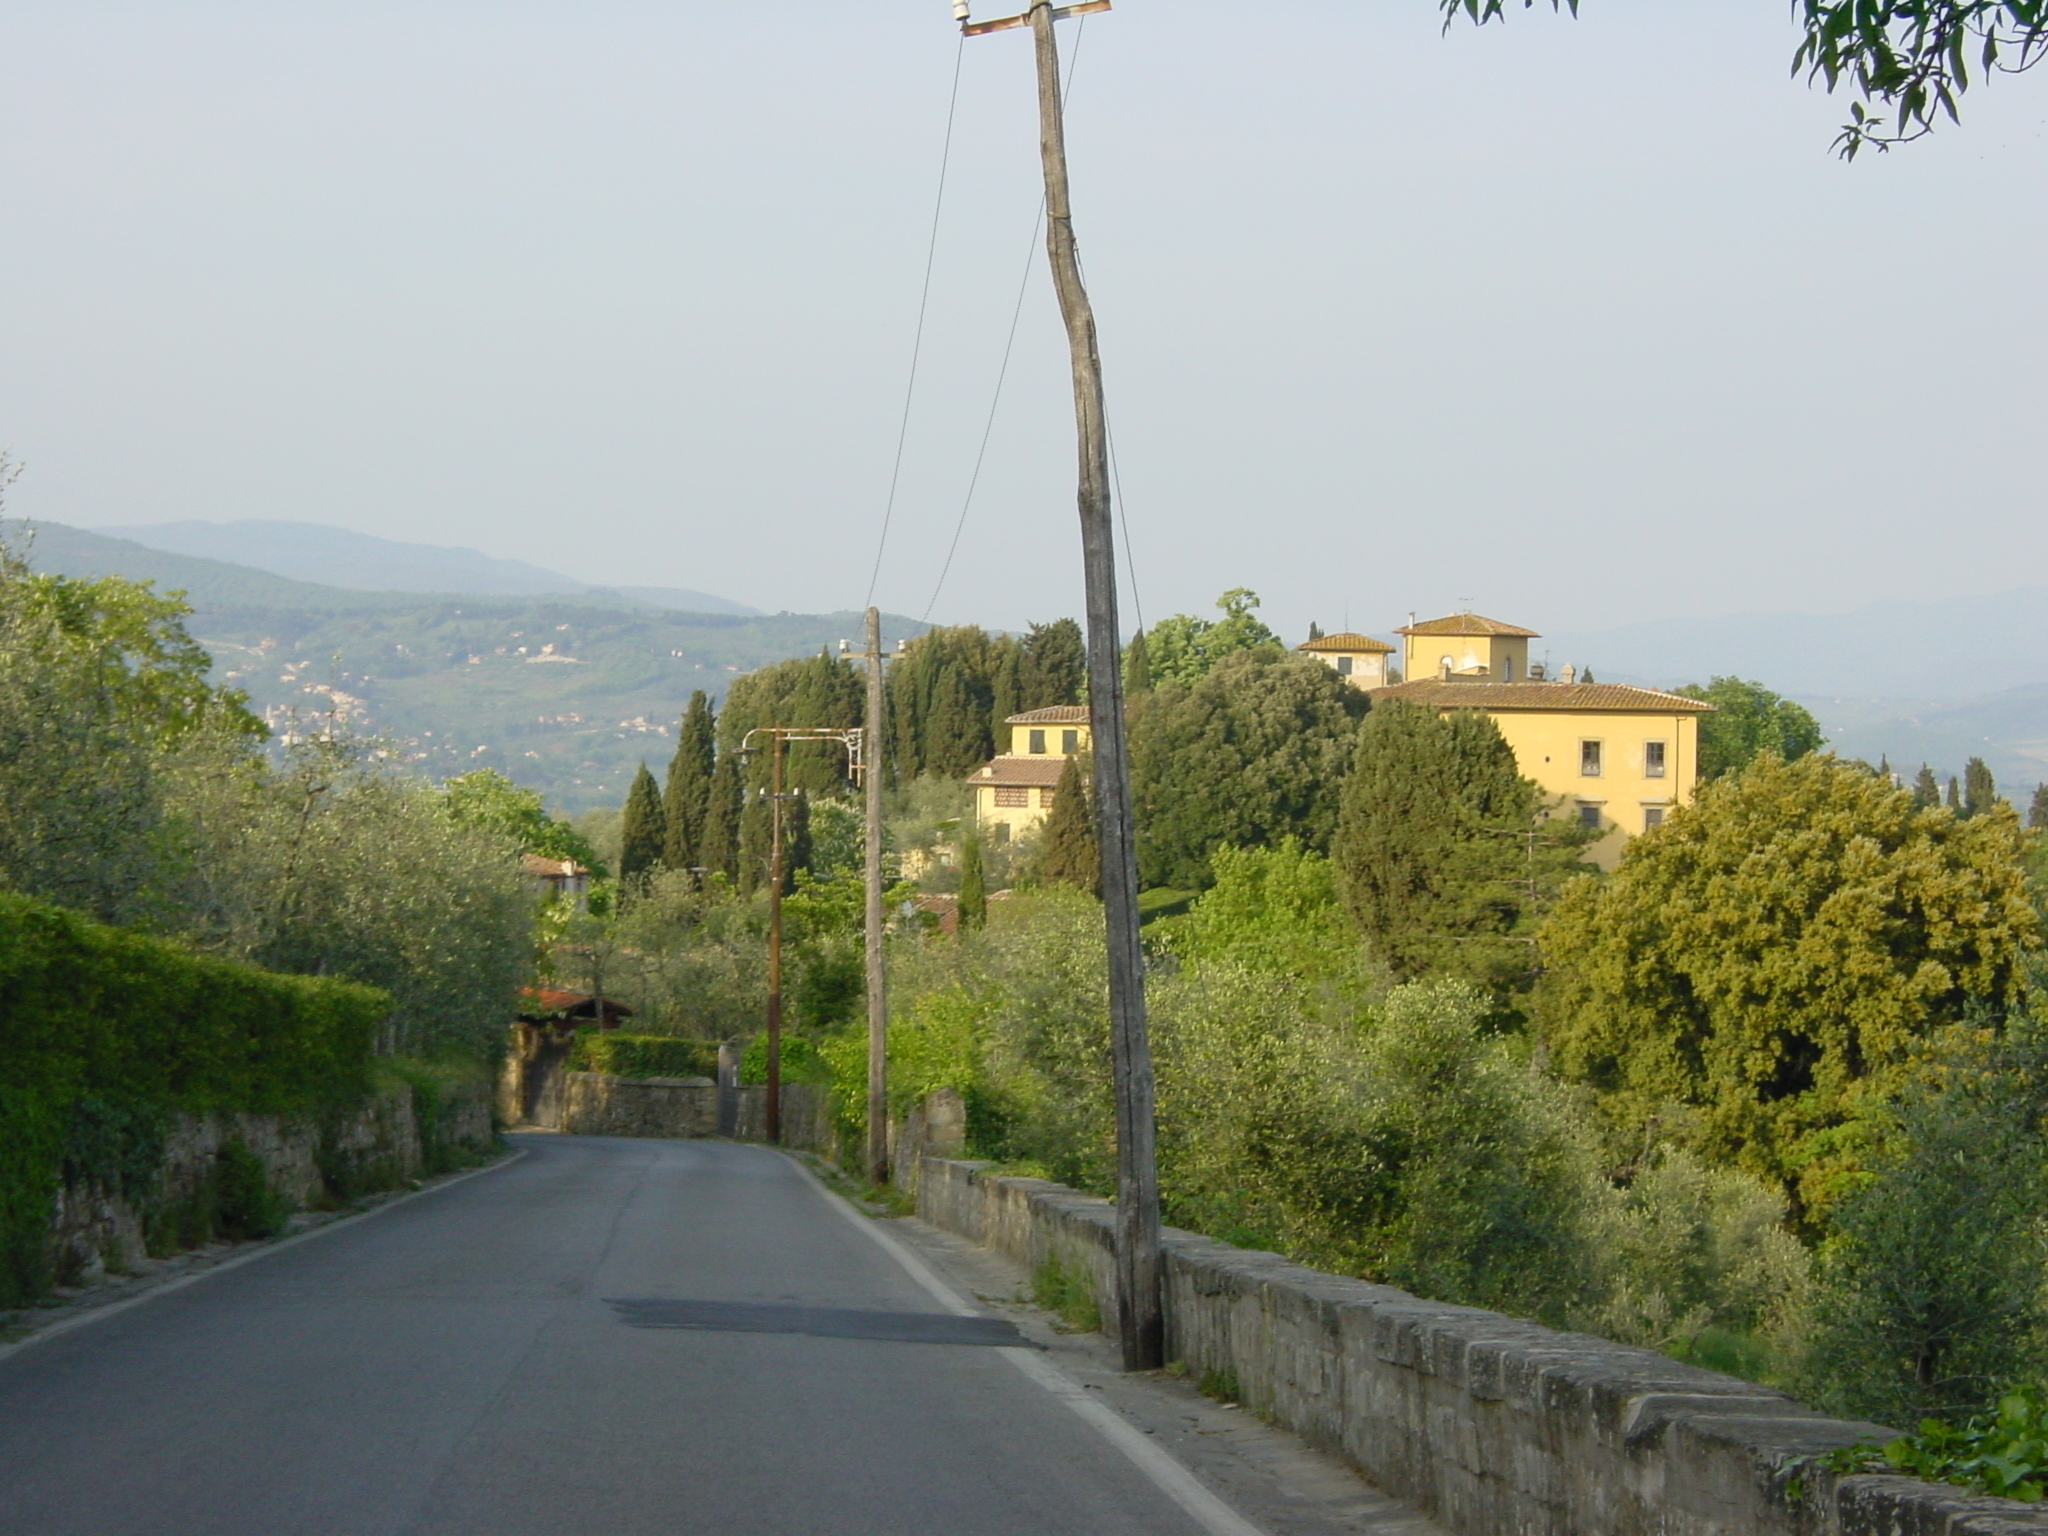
[[1559, 663, 1576, 684]]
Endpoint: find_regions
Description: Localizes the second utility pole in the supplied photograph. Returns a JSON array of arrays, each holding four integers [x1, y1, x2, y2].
[[863, 606, 890, 1187], [963, 0, 1162, 1371]]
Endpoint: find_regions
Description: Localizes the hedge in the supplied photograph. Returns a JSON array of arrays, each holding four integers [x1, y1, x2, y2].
[[0, 890, 387, 1306], [566, 1033, 721, 1081]]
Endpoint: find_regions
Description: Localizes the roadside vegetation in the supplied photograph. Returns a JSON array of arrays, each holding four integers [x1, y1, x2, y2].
[[568, 590, 2048, 1451]]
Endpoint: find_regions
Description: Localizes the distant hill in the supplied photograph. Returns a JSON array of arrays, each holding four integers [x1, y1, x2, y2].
[[90, 518, 761, 615], [1801, 685, 2048, 800], [1548, 587, 2048, 699], [17, 518, 918, 814]]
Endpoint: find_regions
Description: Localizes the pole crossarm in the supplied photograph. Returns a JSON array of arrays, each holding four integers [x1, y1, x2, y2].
[[740, 726, 866, 784], [960, 0, 1109, 37]]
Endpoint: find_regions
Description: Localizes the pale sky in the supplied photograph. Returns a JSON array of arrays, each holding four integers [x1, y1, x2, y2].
[[3, 2, 2044, 641]]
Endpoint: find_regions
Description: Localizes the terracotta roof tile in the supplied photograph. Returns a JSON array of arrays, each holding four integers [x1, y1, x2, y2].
[[1368, 679, 1713, 712], [1394, 611, 1541, 639], [1297, 632, 1395, 654], [968, 754, 1074, 786], [1005, 705, 1091, 724]]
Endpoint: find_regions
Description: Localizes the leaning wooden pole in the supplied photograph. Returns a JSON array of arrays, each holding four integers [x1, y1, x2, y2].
[[765, 730, 785, 1146], [1027, 0, 1163, 1371], [863, 606, 890, 1186]]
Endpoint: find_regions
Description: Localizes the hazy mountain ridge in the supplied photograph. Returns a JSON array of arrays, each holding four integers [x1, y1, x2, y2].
[[19, 519, 918, 813], [89, 518, 761, 615]]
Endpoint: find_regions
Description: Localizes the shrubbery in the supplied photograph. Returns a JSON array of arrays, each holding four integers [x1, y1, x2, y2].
[[0, 889, 387, 1305], [568, 1033, 721, 1080]]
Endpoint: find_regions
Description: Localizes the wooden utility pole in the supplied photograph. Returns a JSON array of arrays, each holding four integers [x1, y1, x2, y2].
[[960, 0, 1162, 1372], [863, 607, 890, 1186], [765, 731, 786, 1145], [742, 724, 865, 1152]]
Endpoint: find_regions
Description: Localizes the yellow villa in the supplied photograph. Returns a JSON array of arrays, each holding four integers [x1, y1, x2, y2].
[[1296, 631, 1396, 688], [967, 705, 1091, 843], [1371, 611, 1712, 869]]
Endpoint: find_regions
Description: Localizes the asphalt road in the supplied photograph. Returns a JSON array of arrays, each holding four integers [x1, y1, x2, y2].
[[0, 1136, 1239, 1536]]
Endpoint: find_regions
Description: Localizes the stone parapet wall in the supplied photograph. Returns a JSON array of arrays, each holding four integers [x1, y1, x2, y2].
[[917, 1156, 2048, 1536], [732, 1084, 832, 1155]]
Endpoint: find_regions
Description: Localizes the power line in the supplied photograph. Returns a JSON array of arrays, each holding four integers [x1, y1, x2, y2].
[[864, 36, 967, 613], [920, 17, 1088, 625]]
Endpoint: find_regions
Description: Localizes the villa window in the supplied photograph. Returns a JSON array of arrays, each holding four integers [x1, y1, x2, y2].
[[1644, 740, 1666, 777], [1580, 739, 1603, 776], [1061, 729, 1080, 753], [1578, 804, 1602, 830], [1502, 656, 1515, 681], [994, 786, 1029, 807], [1028, 729, 1047, 754], [1643, 806, 1666, 831], [1336, 655, 1353, 676], [1039, 787, 1057, 808]]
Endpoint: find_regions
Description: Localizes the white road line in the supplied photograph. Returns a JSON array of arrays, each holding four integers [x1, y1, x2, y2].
[[786, 1154, 1268, 1536], [0, 1147, 529, 1367]]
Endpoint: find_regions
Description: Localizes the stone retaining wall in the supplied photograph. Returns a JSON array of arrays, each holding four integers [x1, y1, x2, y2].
[[558, 1073, 719, 1138], [918, 1156, 2048, 1536], [49, 1076, 495, 1288]]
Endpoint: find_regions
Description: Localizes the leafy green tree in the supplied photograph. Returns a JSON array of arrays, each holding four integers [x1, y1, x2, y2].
[[720, 649, 861, 796], [1914, 764, 1943, 808], [1143, 589, 1283, 688], [618, 763, 666, 884], [737, 779, 770, 896], [441, 769, 599, 870], [1537, 752, 2040, 1215], [1439, 0, 2047, 158], [1964, 755, 1998, 819], [1796, 1022, 2048, 1426], [958, 823, 987, 931], [1676, 677, 1825, 780], [1160, 839, 1366, 989], [699, 751, 743, 884], [1129, 652, 1368, 891], [1035, 754, 1099, 896], [2032, 783, 2048, 830], [1333, 700, 1583, 987], [1019, 618, 1086, 707], [661, 690, 716, 871]]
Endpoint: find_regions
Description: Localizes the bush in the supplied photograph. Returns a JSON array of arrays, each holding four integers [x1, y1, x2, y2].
[[567, 1033, 721, 1080], [1791, 1023, 2048, 1426], [0, 889, 385, 1305]]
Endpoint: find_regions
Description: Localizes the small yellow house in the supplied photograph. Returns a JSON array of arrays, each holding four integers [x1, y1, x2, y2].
[[1297, 631, 1395, 688], [1368, 612, 1711, 869], [1395, 611, 1540, 683], [968, 705, 1090, 842]]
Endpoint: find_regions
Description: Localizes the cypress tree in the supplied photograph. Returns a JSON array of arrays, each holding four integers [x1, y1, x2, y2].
[[738, 782, 771, 895], [662, 691, 716, 871], [1123, 629, 1152, 695], [1946, 776, 1962, 813], [990, 644, 1023, 746], [619, 763, 667, 885], [1963, 757, 1997, 819], [1035, 753, 1099, 897], [782, 789, 812, 895], [1332, 700, 1556, 985], [2031, 783, 2048, 831], [1913, 765, 1941, 808], [1877, 754, 1892, 781], [1021, 618, 1086, 706], [699, 751, 744, 885], [958, 823, 987, 931], [1307, 621, 1324, 641]]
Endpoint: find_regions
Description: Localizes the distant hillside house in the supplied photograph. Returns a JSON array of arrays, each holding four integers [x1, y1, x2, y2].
[[968, 705, 1091, 843], [1369, 612, 1712, 869], [1297, 631, 1395, 688], [522, 853, 591, 908]]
